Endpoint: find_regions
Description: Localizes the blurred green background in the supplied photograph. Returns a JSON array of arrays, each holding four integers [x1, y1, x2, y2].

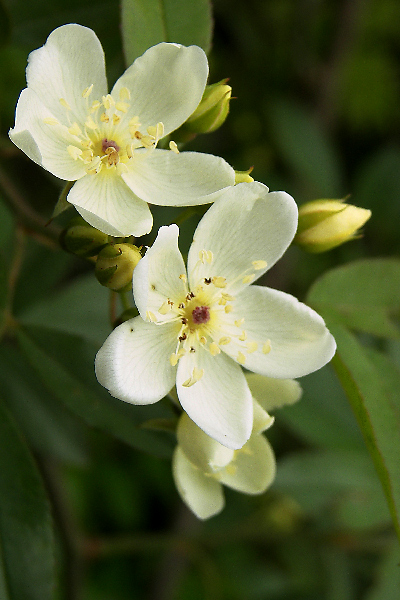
[[0, 0, 399, 599]]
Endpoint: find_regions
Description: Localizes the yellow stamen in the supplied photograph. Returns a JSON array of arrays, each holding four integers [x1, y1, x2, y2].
[[239, 330, 247, 341], [169, 140, 179, 154], [85, 116, 98, 130], [179, 274, 187, 282], [182, 367, 204, 387], [67, 145, 83, 160], [199, 250, 213, 264], [209, 342, 221, 356], [212, 276, 227, 288], [119, 87, 130, 100], [146, 311, 158, 322], [59, 98, 71, 110], [43, 117, 59, 126], [237, 352, 246, 365], [68, 122, 82, 136], [242, 274, 255, 284], [234, 318, 245, 327], [100, 112, 109, 123], [82, 84, 94, 98], [219, 337, 231, 345], [262, 340, 271, 354], [247, 341, 258, 353], [252, 260, 267, 270], [224, 305, 233, 313], [115, 101, 129, 113]]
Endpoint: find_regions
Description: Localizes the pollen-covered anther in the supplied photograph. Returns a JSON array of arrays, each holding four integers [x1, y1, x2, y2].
[[158, 299, 173, 315], [218, 336, 231, 345], [237, 352, 246, 365], [199, 250, 213, 264], [246, 341, 258, 353], [252, 260, 267, 270], [239, 330, 247, 341], [169, 140, 179, 154], [262, 340, 271, 354], [59, 98, 71, 110], [224, 305, 233, 313], [182, 367, 204, 387], [67, 145, 83, 160], [146, 310, 158, 322], [212, 276, 227, 288], [242, 274, 255, 284], [209, 342, 221, 356], [179, 274, 187, 282], [82, 84, 94, 98], [234, 318, 245, 327]]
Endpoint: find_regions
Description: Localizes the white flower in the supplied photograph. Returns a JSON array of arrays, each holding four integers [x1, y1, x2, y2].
[[172, 375, 302, 520], [9, 24, 235, 237], [95, 181, 336, 449]]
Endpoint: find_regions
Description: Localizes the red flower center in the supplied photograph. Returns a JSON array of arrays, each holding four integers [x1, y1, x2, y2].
[[192, 305, 210, 324]]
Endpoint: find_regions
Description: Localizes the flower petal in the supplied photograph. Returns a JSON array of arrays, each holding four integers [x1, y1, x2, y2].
[[122, 149, 235, 207], [224, 285, 336, 378], [26, 24, 107, 124], [68, 171, 153, 237], [95, 317, 178, 404], [112, 43, 208, 136], [132, 225, 188, 321], [246, 373, 302, 412], [9, 88, 87, 180], [172, 447, 225, 520], [218, 434, 276, 494], [187, 182, 298, 294], [252, 399, 275, 435], [176, 348, 253, 449], [177, 413, 234, 474]]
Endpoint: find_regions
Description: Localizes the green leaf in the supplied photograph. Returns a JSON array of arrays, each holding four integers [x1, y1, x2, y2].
[[17, 325, 175, 458], [0, 397, 55, 600], [364, 541, 400, 600], [275, 448, 390, 530], [308, 258, 400, 338], [278, 365, 365, 451], [328, 323, 400, 542], [121, 0, 212, 64], [20, 273, 112, 346], [0, 342, 88, 465], [267, 99, 343, 197]]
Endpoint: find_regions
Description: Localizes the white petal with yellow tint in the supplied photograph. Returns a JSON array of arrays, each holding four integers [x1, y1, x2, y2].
[[122, 149, 235, 207], [68, 171, 153, 237], [172, 447, 225, 520], [187, 182, 298, 294], [26, 24, 107, 125], [177, 413, 234, 474], [95, 317, 178, 404], [246, 373, 302, 412], [252, 399, 275, 435], [9, 88, 87, 181], [132, 225, 188, 322], [225, 285, 336, 378], [176, 348, 253, 450], [112, 43, 208, 137], [218, 434, 276, 494]]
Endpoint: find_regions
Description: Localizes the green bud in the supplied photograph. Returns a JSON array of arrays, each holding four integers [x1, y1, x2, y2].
[[60, 217, 109, 257], [95, 243, 142, 291], [181, 79, 232, 135], [234, 167, 254, 184], [294, 198, 371, 253]]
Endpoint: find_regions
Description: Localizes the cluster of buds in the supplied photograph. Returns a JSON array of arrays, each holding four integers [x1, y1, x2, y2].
[[294, 198, 371, 253], [61, 218, 142, 292]]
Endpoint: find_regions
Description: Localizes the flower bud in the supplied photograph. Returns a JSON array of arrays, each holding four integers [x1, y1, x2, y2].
[[235, 168, 254, 184], [294, 198, 371, 253], [181, 79, 232, 135], [60, 216, 109, 257], [95, 243, 141, 291]]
